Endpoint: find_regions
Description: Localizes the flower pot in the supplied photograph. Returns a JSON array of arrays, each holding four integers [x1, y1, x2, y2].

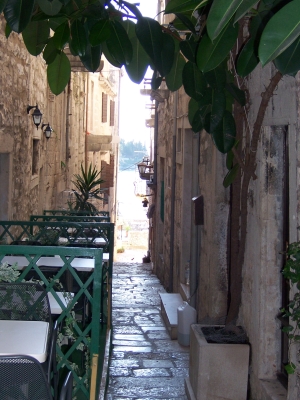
[[185, 324, 250, 400]]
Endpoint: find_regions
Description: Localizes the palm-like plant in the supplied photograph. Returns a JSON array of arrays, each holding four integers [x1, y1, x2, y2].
[[69, 164, 105, 212]]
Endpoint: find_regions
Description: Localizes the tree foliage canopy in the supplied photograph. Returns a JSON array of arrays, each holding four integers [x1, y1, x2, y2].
[[3, 0, 299, 160]]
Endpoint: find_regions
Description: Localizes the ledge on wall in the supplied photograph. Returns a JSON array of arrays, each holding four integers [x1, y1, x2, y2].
[[260, 379, 287, 400], [86, 134, 112, 152]]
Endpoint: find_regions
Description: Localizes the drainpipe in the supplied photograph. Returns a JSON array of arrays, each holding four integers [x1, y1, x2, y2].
[[65, 80, 71, 185], [190, 133, 200, 308], [85, 75, 89, 171], [169, 92, 178, 292], [153, 100, 158, 185], [66, 80, 71, 162]]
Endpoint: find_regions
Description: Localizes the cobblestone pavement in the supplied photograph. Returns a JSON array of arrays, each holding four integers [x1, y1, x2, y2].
[[106, 262, 189, 400]]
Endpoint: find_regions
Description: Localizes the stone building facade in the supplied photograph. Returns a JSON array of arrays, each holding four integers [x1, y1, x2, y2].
[[0, 16, 119, 222], [147, 2, 300, 399]]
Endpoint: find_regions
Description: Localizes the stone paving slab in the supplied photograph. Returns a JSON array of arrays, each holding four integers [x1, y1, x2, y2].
[[106, 262, 189, 399]]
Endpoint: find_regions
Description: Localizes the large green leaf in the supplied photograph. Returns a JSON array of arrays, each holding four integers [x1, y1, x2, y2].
[[274, 36, 300, 76], [53, 21, 70, 50], [197, 22, 239, 72], [48, 16, 68, 32], [71, 19, 87, 57], [106, 20, 132, 66], [80, 44, 102, 72], [182, 61, 206, 101], [180, 40, 197, 63], [89, 19, 112, 46], [151, 71, 163, 90], [4, 0, 35, 33], [198, 87, 213, 107], [188, 98, 199, 125], [22, 20, 49, 56], [225, 83, 246, 106], [223, 163, 240, 187], [81, 2, 106, 19], [191, 105, 210, 132], [259, 1, 300, 66], [234, 0, 258, 23], [125, 35, 150, 83], [37, 0, 62, 16], [43, 38, 60, 64], [121, 19, 136, 39], [0, 0, 8, 13], [165, 51, 186, 91], [203, 63, 227, 89], [226, 139, 240, 169], [5, 23, 12, 38], [207, 0, 244, 40], [210, 89, 226, 132], [165, 0, 207, 14], [136, 17, 164, 75], [236, 37, 259, 76], [212, 110, 236, 153], [102, 41, 122, 68], [161, 33, 175, 76], [172, 11, 197, 31], [174, 12, 196, 34], [47, 52, 71, 95]]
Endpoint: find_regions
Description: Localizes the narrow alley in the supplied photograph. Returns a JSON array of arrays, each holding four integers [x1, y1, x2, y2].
[[106, 259, 189, 399]]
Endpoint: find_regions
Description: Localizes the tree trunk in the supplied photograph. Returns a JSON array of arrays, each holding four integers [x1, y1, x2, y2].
[[226, 70, 283, 327]]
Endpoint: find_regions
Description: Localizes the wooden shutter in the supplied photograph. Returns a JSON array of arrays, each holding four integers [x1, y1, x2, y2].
[[102, 93, 107, 123], [110, 100, 115, 126]]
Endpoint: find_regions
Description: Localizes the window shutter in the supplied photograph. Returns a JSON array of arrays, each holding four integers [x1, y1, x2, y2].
[[110, 100, 115, 126], [102, 93, 107, 123]]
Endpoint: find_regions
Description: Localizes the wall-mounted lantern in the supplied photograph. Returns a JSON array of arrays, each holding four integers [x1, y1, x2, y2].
[[137, 156, 153, 180], [42, 123, 53, 139], [27, 104, 43, 129], [137, 162, 147, 175]]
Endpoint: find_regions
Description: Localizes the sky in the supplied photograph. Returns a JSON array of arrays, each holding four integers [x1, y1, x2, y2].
[[119, 1, 158, 145]]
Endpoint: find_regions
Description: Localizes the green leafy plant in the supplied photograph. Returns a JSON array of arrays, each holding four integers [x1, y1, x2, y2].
[[0, 262, 20, 282], [281, 242, 300, 374], [69, 164, 105, 213]]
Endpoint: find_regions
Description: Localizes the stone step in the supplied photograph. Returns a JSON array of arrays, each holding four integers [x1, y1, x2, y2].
[[159, 293, 183, 339]]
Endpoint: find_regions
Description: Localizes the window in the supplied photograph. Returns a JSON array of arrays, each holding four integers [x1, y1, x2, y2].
[[110, 100, 115, 126], [102, 92, 108, 123], [91, 81, 94, 131]]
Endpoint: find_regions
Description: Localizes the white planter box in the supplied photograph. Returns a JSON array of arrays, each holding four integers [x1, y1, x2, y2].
[[186, 324, 250, 400]]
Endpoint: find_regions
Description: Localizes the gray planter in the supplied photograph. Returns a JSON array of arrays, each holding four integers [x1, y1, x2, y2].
[[185, 324, 250, 400]]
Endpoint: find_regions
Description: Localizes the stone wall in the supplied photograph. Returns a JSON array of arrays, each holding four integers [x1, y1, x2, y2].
[[240, 65, 300, 399], [0, 18, 119, 223], [150, 48, 300, 400]]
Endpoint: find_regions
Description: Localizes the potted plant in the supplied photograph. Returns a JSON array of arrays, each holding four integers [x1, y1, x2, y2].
[[69, 164, 105, 213]]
